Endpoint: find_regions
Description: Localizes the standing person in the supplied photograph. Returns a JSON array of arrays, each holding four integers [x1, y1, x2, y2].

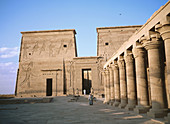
[[91, 87, 94, 95], [88, 93, 93, 105], [76, 88, 79, 97], [83, 89, 86, 95]]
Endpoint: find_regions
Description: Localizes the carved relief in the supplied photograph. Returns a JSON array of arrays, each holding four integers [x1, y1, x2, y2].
[[66, 39, 73, 53], [23, 38, 73, 58], [57, 41, 64, 54], [103, 52, 109, 61], [97, 59, 103, 85], [20, 62, 34, 88], [23, 43, 30, 59], [39, 42, 46, 55], [49, 42, 55, 57]]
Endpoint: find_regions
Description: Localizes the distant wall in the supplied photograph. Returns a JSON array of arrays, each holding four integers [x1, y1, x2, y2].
[[97, 26, 142, 60]]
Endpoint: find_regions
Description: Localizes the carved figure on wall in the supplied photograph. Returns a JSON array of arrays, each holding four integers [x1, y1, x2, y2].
[[67, 61, 73, 87], [20, 62, 34, 88], [65, 39, 73, 53], [58, 41, 64, 54], [23, 43, 30, 59], [103, 51, 108, 61], [97, 59, 103, 85], [49, 42, 56, 57], [32, 41, 39, 55], [39, 42, 46, 55]]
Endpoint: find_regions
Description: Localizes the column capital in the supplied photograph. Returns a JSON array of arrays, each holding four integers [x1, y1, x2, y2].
[[118, 58, 125, 69], [108, 66, 113, 72], [105, 69, 110, 75], [142, 33, 162, 50], [124, 53, 133, 64], [133, 45, 145, 58], [155, 23, 170, 41], [110, 64, 115, 69], [101, 70, 105, 75], [113, 63, 119, 70]]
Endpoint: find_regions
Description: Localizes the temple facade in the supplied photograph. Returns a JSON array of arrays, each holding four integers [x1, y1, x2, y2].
[[15, 0, 170, 120], [15, 25, 139, 98]]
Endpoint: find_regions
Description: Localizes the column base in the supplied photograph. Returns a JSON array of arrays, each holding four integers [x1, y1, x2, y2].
[[147, 108, 168, 118], [125, 100, 136, 111], [134, 105, 150, 114], [103, 100, 110, 105], [113, 101, 120, 107], [125, 104, 136, 111], [118, 99, 127, 109], [109, 100, 114, 106], [165, 113, 170, 123]]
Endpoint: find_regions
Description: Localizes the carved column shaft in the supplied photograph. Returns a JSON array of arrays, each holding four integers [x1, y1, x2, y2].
[[143, 34, 168, 118], [109, 65, 114, 104], [125, 53, 136, 110], [156, 24, 170, 97], [113, 63, 120, 107], [106, 70, 110, 103], [118, 58, 127, 108], [133, 45, 149, 113], [103, 71, 107, 103]]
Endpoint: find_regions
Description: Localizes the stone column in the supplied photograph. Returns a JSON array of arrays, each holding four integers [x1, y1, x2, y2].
[[103, 71, 107, 103], [125, 52, 136, 110], [142, 34, 168, 118], [109, 65, 114, 105], [133, 44, 150, 113], [156, 20, 170, 120], [105, 69, 110, 104], [118, 57, 127, 108], [113, 62, 120, 107]]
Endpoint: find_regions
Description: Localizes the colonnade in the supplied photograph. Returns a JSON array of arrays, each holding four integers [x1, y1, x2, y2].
[[103, 19, 170, 118]]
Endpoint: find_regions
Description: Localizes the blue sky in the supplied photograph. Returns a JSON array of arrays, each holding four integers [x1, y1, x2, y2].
[[0, 0, 168, 94]]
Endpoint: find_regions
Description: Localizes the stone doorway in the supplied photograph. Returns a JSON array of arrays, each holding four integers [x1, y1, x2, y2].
[[82, 69, 92, 94], [46, 78, 52, 96]]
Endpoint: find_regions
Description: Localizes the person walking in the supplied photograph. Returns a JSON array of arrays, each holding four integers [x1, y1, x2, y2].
[[83, 89, 86, 95]]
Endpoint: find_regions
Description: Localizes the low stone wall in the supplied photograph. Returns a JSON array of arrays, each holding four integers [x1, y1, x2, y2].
[[0, 97, 53, 104]]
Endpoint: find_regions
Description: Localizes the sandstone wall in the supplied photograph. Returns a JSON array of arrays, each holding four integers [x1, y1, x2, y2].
[[97, 26, 142, 60], [16, 30, 77, 97]]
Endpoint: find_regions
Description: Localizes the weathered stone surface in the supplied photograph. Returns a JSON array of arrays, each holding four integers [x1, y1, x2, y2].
[[0, 96, 166, 124], [96, 26, 141, 60]]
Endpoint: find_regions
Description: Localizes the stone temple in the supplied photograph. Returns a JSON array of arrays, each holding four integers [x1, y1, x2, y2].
[[15, 1, 170, 119]]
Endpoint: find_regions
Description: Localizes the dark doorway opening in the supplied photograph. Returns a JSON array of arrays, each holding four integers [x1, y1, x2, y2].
[[82, 69, 92, 94], [46, 78, 52, 96]]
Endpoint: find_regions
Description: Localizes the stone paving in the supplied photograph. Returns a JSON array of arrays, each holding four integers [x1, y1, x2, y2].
[[0, 96, 167, 124]]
